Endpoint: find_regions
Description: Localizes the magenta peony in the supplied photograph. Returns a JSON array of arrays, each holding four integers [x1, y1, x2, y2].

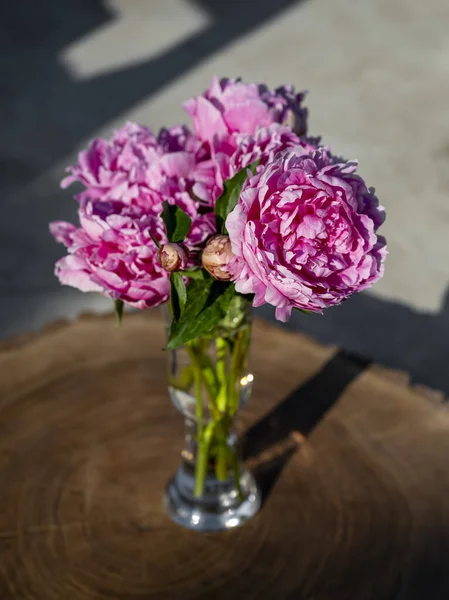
[[50, 198, 169, 308], [226, 148, 387, 321], [184, 77, 308, 143]]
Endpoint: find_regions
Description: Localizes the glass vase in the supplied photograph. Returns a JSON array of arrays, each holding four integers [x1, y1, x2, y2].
[[164, 298, 261, 531]]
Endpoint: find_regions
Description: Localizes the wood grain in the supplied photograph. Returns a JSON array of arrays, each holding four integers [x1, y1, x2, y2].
[[0, 310, 448, 599]]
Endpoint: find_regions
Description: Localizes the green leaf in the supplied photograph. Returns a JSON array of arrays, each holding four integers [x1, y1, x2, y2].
[[214, 160, 260, 234], [165, 278, 236, 350], [170, 272, 187, 321], [162, 201, 191, 243], [179, 269, 206, 280], [114, 299, 124, 326]]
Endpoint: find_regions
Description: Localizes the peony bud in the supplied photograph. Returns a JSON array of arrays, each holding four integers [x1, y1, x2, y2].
[[158, 243, 188, 272], [201, 235, 234, 281]]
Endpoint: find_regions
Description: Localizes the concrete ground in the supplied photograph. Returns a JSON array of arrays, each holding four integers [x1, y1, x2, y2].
[[1, 0, 449, 392]]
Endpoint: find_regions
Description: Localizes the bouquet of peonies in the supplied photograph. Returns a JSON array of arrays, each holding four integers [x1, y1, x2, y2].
[[50, 76, 386, 345], [50, 78, 386, 522]]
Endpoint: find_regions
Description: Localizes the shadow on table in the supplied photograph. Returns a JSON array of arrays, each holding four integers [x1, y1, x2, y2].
[[256, 286, 449, 397], [241, 350, 371, 503]]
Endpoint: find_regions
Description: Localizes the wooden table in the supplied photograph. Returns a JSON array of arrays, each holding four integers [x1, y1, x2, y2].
[[0, 312, 448, 600]]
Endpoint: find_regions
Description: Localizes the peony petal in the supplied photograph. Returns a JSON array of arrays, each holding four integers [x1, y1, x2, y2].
[[275, 304, 293, 322], [183, 96, 227, 140], [49, 221, 77, 246]]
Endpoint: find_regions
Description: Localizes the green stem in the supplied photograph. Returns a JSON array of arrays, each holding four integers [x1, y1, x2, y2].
[[194, 421, 215, 497], [185, 342, 220, 419], [193, 361, 203, 440], [228, 329, 244, 415], [213, 416, 233, 481], [188, 324, 250, 497], [227, 446, 244, 502], [216, 337, 228, 413], [216, 337, 227, 381], [215, 444, 229, 481]]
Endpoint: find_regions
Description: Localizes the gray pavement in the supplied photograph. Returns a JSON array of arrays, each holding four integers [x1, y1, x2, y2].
[[1, 0, 449, 393]]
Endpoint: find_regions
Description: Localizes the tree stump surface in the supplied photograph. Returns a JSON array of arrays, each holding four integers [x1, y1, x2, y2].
[[0, 311, 448, 600]]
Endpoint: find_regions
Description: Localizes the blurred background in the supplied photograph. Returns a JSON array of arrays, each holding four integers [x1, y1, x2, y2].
[[1, 0, 448, 392]]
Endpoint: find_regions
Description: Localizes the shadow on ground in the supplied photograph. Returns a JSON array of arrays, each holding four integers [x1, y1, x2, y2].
[[241, 350, 371, 501], [0, 0, 304, 193], [256, 287, 449, 396]]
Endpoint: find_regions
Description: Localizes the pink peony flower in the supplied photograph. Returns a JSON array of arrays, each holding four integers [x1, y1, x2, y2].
[[61, 122, 203, 209], [60, 122, 216, 251], [50, 198, 170, 308], [215, 124, 321, 183], [62, 122, 161, 204], [226, 147, 387, 321], [183, 77, 308, 143]]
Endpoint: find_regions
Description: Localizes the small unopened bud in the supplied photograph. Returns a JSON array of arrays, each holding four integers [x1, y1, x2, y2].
[[201, 235, 234, 281], [158, 243, 188, 272]]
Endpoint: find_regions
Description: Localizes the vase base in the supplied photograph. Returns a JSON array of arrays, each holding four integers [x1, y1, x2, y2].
[[164, 466, 261, 532]]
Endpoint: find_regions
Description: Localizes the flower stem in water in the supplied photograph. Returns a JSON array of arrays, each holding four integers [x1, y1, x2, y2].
[[194, 421, 215, 497], [215, 444, 229, 481]]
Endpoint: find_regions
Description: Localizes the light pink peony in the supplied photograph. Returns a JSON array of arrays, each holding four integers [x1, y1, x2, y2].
[[50, 198, 169, 308], [226, 148, 387, 321], [183, 77, 308, 143]]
